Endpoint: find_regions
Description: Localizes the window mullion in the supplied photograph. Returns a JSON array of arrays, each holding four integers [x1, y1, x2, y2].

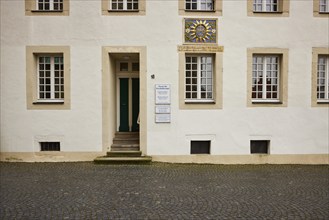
[[197, 0, 201, 10], [277, 56, 280, 100], [324, 56, 329, 99], [263, 0, 266, 12], [50, 57, 55, 99], [50, 0, 54, 10], [37, 58, 40, 99], [277, 0, 280, 12], [197, 56, 201, 100], [263, 57, 267, 99], [124, 0, 127, 10]]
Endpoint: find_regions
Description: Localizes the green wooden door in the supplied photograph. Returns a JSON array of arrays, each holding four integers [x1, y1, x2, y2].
[[119, 78, 129, 132], [132, 78, 140, 132]]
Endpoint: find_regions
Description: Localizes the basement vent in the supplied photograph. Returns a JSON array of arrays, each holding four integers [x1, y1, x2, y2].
[[40, 142, 60, 151], [191, 141, 210, 154], [250, 140, 269, 154]]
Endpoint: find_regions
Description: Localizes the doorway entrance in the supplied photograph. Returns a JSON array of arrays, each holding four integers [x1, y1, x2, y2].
[[116, 60, 140, 132], [102, 47, 146, 154]]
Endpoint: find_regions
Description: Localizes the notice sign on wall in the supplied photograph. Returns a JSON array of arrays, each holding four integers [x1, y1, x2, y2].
[[155, 84, 171, 123], [155, 114, 171, 123], [155, 105, 171, 114], [155, 84, 171, 105]]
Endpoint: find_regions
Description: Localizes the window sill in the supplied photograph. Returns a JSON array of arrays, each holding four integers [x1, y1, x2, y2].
[[317, 100, 329, 104], [185, 100, 215, 104], [185, 10, 215, 12], [253, 11, 282, 13], [108, 10, 139, 12], [252, 100, 282, 104], [33, 100, 64, 104], [31, 10, 64, 12], [319, 12, 329, 14]]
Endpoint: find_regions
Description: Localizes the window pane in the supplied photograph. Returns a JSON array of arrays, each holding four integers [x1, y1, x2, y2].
[[320, 0, 329, 12], [38, 55, 64, 100], [120, 62, 128, 71], [45, 0, 50, 10], [185, 55, 213, 100], [112, 2, 117, 10], [132, 62, 139, 71], [317, 56, 329, 100], [133, 0, 139, 10], [38, 0, 44, 10], [253, 0, 263, 11], [53, 0, 63, 10], [252, 55, 280, 100], [192, 0, 197, 10], [252, 56, 264, 99]]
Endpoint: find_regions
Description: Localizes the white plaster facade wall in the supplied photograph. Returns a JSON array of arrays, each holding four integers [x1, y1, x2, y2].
[[0, 0, 328, 161]]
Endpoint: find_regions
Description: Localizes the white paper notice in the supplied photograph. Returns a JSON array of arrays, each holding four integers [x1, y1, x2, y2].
[[155, 105, 171, 114], [155, 84, 170, 104], [155, 114, 171, 123]]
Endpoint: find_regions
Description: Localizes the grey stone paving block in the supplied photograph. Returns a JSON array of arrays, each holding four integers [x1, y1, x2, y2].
[[0, 163, 328, 219]]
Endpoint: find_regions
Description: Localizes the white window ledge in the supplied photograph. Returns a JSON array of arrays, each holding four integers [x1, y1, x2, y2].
[[185, 100, 215, 104], [253, 11, 282, 13], [107, 10, 139, 12], [317, 100, 329, 103], [185, 10, 215, 12], [31, 10, 64, 12], [33, 100, 64, 104], [252, 99, 281, 104]]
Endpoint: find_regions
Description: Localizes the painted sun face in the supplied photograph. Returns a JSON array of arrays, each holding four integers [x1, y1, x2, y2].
[[190, 20, 212, 42], [185, 19, 217, 43]]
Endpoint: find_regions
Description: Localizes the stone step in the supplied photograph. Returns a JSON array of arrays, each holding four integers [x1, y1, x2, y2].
[[111, 144, 140, 151], [115, 132, 140, 139], [94, 156, 152, 164], [113, 138, 139, 145], [107, 151, 142, 157]]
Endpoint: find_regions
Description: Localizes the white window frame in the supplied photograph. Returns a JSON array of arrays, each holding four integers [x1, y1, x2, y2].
[[317, 56, 329, 102], [36, 0, 63, 11], [320, 0, 329, 13], [109, 0, 139, 11], [37, 55, 64, 102], [185, 55, 214, 103], [252, 55, 280, 103], [253, 0, 279, 12], [185, 0, 214, 11]]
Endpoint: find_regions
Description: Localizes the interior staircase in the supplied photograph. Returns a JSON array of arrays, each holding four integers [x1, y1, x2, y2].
[[94, 132, 152, 164]]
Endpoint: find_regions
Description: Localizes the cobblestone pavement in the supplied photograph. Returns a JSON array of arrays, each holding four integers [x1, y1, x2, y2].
[[0, 163, 328, 220]]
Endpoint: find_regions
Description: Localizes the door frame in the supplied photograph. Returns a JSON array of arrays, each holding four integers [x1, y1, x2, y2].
[[116, 60, 140, 132], [102, 47, 147, 154]]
